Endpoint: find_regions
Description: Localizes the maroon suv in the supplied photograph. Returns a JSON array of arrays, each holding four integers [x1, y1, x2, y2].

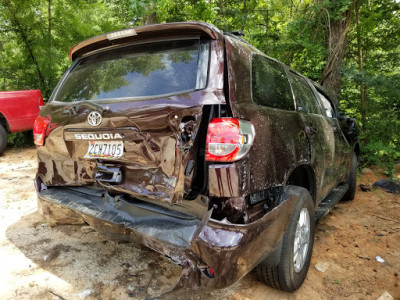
[[34, 22, 359, 292]]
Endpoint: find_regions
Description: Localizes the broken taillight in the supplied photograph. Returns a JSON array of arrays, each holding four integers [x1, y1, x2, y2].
[[205, 118, 255, 162], [33, 115, 50, 146], [201, 267, 215, 278]]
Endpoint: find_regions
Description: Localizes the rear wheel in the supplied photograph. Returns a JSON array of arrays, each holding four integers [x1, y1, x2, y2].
[[257, 187, 315, 291], [343, 152, 357, 201], [0, 125, 7, 154]]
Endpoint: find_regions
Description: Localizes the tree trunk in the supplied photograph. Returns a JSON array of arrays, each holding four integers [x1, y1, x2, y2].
[[46, 0, 52, 98], [241, 0, 247, 32], [48, 0, 52, 70], [5, 1, 46, 90], [356, 0, 366, 131], [320, 0, 355, 104], [142, 3, 157, 25]]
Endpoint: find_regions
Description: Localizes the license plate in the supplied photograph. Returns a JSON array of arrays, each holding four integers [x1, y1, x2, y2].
[[84, 141, 124, 159]]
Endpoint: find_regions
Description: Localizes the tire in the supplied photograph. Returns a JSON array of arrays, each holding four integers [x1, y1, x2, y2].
[[257, 187, 315, 292], [0, 125, 7, 154], [342, 152, 357, 201]]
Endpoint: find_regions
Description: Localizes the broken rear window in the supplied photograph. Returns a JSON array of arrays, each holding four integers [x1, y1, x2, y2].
[[53, 39, 209, 102]]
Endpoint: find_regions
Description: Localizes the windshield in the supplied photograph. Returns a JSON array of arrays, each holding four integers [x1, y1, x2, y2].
[[53, 39, 209, 102]]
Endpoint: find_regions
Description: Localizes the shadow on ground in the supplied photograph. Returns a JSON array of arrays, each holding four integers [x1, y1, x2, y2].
[[6, 211, 284, 300], [5, 210, 292, 300], [6, 211, 181, 299]]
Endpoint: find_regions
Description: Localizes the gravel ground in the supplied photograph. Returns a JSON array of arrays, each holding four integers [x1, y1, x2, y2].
[[0, 148, 399, 300]]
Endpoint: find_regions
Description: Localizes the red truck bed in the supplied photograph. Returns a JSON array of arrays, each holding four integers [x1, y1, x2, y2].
[[0, 90, 44, 132], [0, 89, 44, 154]]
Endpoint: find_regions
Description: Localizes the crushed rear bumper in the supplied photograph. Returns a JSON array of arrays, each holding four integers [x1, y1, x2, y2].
[[35, 176, 298, 290]]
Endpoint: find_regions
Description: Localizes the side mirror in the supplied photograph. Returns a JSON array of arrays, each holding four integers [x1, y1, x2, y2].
[[338, 112, 346, 121]]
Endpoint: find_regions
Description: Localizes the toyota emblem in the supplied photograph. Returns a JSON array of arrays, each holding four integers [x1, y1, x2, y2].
[[87, 111, 102, 127]]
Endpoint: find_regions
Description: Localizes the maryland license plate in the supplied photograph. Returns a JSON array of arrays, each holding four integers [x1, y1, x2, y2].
[[84, 141, 124, 159]]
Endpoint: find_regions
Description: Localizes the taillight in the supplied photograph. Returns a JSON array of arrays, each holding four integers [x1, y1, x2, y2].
[[201, 267, 215, 278], [33, 115, 50, 146], [38, 96, 44, 110], [205, 118, 255, 162]]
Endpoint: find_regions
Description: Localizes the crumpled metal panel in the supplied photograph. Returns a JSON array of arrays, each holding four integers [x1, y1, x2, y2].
[[190, 186, 300, 289], [37, 94, 220, 206], [38, 38, 225, 209], [39, 186, 204, 248], [37, 184, 300, 291], [208, 164, 241, 197]]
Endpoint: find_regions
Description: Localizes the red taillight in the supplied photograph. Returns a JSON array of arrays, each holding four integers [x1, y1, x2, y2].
[[201, 267, 215, 278], [38, 96, 44, 110], [205, 118, 255, 162], [33, 115, 50, 146]]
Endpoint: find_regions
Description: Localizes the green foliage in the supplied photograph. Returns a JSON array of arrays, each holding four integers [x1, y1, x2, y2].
[[0, 0, 399, 168], [7, 131, 34, 148], [361, 141, 399, 175], [0, 0, 127, 99], [340, 0, 400, 170]]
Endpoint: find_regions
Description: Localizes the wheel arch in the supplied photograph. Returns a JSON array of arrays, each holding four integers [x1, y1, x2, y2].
[[0, 111, 10, 132], [285, 164, 316, 206]]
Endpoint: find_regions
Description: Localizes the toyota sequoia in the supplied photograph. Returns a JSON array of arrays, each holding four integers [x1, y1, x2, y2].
[[34, 22, 359, 292]]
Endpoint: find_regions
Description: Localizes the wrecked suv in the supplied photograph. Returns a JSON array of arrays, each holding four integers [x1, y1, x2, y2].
[[34, 22, 359, 292]]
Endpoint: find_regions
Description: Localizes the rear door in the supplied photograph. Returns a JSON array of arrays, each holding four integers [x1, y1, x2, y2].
[[286, 71, 337, 200], [312, 88, 351, 181], [37, 38, 214, 218]]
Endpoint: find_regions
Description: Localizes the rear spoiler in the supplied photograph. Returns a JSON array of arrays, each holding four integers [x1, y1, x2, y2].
[[69, 22, 224, 61]]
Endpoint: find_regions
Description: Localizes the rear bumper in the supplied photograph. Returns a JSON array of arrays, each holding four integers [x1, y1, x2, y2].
[[35, 177, 299, 290]]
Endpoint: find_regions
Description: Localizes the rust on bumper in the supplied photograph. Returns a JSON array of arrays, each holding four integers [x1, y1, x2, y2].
[[36, 179, 298, 290]]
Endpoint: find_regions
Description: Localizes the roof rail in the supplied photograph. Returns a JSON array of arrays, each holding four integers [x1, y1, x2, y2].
[[226, 31, 245, 37]]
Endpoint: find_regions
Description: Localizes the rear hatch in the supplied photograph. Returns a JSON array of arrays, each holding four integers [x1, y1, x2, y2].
[[37, 37, 220, 220]]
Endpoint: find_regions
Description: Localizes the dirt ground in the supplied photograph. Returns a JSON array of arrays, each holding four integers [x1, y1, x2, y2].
[[0, 148, 399, 300]]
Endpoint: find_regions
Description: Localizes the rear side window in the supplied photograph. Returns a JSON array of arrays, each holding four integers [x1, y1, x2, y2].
[[317, 92, 334, 118], [287, 72, 320, 115], [53, 39, 209, 102], [251, 55, 294, 111]]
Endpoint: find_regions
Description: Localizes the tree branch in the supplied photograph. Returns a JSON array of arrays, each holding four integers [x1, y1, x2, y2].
[[5, 1, 46, 90]]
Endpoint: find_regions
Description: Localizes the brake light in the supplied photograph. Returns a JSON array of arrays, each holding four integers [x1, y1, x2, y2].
[[33, 115, 50, 146], [205, 118, 255, 162], [201, 267, 215, 278], [38, 95, 44, 110]]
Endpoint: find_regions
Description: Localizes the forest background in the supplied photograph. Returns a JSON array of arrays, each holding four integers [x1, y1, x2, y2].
[[0, 0, 399, 173]]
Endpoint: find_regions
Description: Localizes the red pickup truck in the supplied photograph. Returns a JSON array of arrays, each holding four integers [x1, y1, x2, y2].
[[0, 90, 44, 154]]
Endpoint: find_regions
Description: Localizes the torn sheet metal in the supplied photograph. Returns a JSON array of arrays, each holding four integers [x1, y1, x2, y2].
[[37, 182, 299, 291]]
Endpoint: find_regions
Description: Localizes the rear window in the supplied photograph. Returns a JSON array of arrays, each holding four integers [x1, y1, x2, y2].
[[53, 39, 209, 102]]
